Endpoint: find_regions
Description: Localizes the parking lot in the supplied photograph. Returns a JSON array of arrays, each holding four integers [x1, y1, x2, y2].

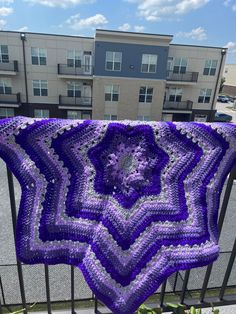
[[216, 101, 236, 123]]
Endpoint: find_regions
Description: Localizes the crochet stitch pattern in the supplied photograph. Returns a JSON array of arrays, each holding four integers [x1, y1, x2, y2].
[[0, 116, 236, 314]]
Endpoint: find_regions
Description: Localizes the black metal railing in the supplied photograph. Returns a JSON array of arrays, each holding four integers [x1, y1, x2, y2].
[[0, 61, 18, 72], [59, 95, 92, 107], [57, 64, 93, 76], [0, 93, 21, 104], [1, 165, 236, 314], [163, 100, 193, 110], [167, 71, 198, 82]]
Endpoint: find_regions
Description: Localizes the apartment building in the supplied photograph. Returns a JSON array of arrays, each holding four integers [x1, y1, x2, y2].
[[223, 64, 236, 96], [0, 29, 227, 121], [0, 31, 94, 119]]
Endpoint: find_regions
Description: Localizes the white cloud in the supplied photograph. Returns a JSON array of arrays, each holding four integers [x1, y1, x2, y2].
[[224, 41, 236, 49], [176, 26, 207, 41], [118, 23, 131, 31], [134, 25, 145, 32], [223, 0, 231, 6], [124, 0, 210, 21], [224, 41, 236, 62], [0, 6, 13, 16], [0, 0, 14, 4], [66, 13, 108, 30], [0, 18, 6, 28], [232, 4, 236, 10], [24, 0, 95, 8], [16, 26, 28, 31]]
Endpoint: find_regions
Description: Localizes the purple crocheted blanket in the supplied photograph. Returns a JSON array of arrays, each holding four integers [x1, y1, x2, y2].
[[0, 116, 236, 313]]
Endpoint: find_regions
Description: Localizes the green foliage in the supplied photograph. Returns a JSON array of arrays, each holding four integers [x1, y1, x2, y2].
[[137, 303, 220, 314], [137, 304, 162, 314]]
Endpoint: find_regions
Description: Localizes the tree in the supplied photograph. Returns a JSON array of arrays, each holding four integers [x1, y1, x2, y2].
[[219, 77, 225, 93]]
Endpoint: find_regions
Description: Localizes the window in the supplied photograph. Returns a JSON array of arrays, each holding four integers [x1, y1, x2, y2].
[[34, 109, 49, 118], [67, 110, 91, 119], [173, 58, 187, 74], [0, 45, 9, 63], [104, 114, 117, 120], [105, 51, 122, 71], [139, 86, 153, 103], [31, 48, 47, 65], [167, 57, 173, 71], [33, 80, 48, 96], [137, 116, 150, 121], [0, 108, 14, 118], [105, 85, 119, 101], [67, 82, 81, 97], [141, 54, 157, 73], [67, 50, 82, 68], [203, 60, 217, 76], [169, 88, 182, 102], [198, 88, 212, 103], [0, 78, 12, 94], [194, 114, 208, 122]]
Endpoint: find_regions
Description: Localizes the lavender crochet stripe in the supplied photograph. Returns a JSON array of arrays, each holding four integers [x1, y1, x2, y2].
[[0, 117, 236, 314]]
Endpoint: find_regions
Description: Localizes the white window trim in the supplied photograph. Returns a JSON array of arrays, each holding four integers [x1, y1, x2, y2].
[[105, 51, 122, 72], [203, 59, 217, 75], [105, 85, 120, 102], [0, 45, 9, 63], [0, 78, 12, 94], [32, 80, 48, 97], [139, 86, 153, 103], [34, 109, 49, 118], [173, 58, 188, 74], [141, 54, 158, 73], [198, 88, 212, 103], [31, 47, 47, 65], [104, 114, 117, 120]]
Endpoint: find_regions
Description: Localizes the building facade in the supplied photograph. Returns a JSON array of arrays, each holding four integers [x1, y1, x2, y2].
[[223, 64, 236, 96], [0, 29, 227, 121]]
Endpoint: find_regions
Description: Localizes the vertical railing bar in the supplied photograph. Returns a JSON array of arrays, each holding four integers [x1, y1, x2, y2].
[[0, 276, 6, 305], [94, 297, 98, 314], [180, 270, 190, 304], [44, 265, 52, 314], [160, 279, 167, 308], [6, 167, 27, 314], [173, 272, 179, 293], [0, 296, 3, 314], [71, 266, 75, 314], [219, 237, 236, 300], [200, 167, 236, 302]]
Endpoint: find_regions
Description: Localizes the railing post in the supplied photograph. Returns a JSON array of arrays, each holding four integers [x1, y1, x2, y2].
[[44, 265, 52, 314], [57, 64, 60, 75], [200, 166, 236, 302], [71, 266, 76, 314], [6, 167, 27, 314], [219, 237, 236, 300]]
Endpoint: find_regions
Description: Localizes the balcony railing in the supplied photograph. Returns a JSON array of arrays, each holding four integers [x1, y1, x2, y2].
[[167, 71, 198, 82], [59, 95, 92, 107], [57, 64, 93, 76], [0, 60, 19, 72], [163, 100, 193, 110], [0, 92, 21, 104], [0, 165, 236, 314]]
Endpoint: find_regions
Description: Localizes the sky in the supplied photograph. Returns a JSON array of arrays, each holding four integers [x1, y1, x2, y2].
[[0, 0, 236, 64]]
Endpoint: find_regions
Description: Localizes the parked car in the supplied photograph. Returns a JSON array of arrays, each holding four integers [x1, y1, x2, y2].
[[214, 112, 232, 122], [217, 95, 229, 103]]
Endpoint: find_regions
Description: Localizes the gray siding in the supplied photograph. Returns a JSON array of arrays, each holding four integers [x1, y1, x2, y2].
[[94, 41, 169, 79]]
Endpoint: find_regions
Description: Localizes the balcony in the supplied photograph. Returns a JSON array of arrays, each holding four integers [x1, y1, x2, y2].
[[167, 70, 198, 84], [0, 60, 19, 75], [0, 92, 21, 107], [57, 64, 93, 79], [0, 163, 236, 314], [163, 100, 193, 111], [59, 95, 92, 109]]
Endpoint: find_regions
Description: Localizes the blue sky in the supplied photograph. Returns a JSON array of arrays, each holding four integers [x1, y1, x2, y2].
[[1, 0, 236, 63]]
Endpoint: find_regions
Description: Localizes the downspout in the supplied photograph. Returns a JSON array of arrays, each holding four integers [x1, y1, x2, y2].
[[20, 33, 29, 105], [210, 48, 226, 121]]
